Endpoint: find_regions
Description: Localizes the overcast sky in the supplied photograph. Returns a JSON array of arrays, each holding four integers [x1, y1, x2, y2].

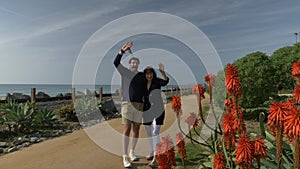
[[0, 0, 299, 85]]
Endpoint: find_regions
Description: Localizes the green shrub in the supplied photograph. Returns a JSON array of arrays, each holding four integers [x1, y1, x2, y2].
[[56, 103, 77, 121]]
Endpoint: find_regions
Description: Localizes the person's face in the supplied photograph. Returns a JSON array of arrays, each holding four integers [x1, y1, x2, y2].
[[129, 59, 139, 72], [145, 72, 153, 81]]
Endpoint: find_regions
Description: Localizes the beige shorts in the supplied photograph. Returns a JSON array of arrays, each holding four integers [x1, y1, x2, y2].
[[121, 101, 143, 124]]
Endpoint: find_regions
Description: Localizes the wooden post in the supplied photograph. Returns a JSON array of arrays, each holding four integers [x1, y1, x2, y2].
[[31, 88, 36, 103], [72, 88, 76, 104], [170, 86, 173, 96], [99, 87, 103, 101], [176, 87, 179, 96], [119, 88, 122, 100]]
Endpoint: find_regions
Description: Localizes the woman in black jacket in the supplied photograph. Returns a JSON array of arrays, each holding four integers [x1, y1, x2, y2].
[[143, 64, 169, 167]]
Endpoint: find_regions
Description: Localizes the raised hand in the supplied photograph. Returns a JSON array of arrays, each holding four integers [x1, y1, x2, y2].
[[121, 42, 133, 52], [159, 63, 164, 72]]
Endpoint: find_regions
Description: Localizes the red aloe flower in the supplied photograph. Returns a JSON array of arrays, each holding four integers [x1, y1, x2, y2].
[[283, 99, 300, 169], [222, 112, 237, 135], [225, 64, 242, 100], [223, 105, 247, 148], [295, 85, 300, 103], [268, 101, 291, 169], [235, 134, 254, 169], [253, 136, 267, 159], [293, 61, 300, 84], [155, 143, 171, 169], [205, 74, 216, 87], [205, 73, 216, 103], [192, 84, 205, 99], [176, 133, 187, 159], [185, 112, 199, 128], [172, 96, 181, 117], [214, 152, 226, 169], [162, 135, 176, 167], [224, 99, 234, 111], [222, 110, 240, 149], [284, 106, 300, 140], [224, 132, 236, 149], [292, 61, 300, 77], [268, 101, 289, 132], [229, 106, 246, 134]]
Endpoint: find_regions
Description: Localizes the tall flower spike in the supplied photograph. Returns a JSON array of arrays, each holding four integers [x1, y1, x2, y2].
[[253, 136, 267, 159], [205, 74, 216, 103], [268, 101, 290, 169], [192, 84, 205, 119], [224, 99, 234, 112], [292, 61, 300, 84], [172, 96, 181, 117], [292, 60, 300, 76], [222, 112, 237, 135], [223, 107, 246, 135], [192, 84, 205, 99], [295, 84, 300, 103], [185, 112, 199, 128], [268, 101, 289, 132], [176, 133, 187, 159], [225, 64, 242, 103], [214, 152, 226, 169], [284, 105, 300, 140], [284, 107, 300, 169], [205, 74, 216, 87], [162, 135, 176, 167], [235, 134, 254, 169]]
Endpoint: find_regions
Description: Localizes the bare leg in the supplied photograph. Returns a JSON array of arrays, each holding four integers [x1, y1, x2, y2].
[[123, 124, 131, 156], [145, 125, 154, 155], [153, 124, 161, 153], [131, 123, 140, 151], [150, 123, 161, 166]]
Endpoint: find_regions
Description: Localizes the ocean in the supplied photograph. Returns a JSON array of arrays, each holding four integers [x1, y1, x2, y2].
[[0, 84, 120, 97]]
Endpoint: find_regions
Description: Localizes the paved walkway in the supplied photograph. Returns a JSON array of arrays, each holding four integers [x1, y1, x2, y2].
[[0, 95, 206, 169]]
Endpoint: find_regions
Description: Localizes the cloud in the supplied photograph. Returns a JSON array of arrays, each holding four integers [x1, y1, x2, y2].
[[0, 6, 119, 45], [0, 6, 26, 18]]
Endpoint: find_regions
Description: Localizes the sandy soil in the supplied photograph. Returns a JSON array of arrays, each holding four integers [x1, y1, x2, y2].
[[0, 95, 202, 169]]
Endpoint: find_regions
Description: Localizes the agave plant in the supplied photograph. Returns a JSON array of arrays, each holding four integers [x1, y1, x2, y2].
[[75, 96, 99, 114], [33, 109, 57, 128], [74, 96, 101, 121], [1, 101, 36, 134]]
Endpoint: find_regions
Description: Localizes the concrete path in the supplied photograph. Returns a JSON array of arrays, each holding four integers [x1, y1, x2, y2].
[[0, 95, 207, 169]]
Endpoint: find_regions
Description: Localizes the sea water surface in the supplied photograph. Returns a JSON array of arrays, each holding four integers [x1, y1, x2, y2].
[[0, 84, 120, 97]]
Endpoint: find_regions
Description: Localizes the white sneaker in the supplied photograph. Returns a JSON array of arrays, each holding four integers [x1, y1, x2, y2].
[[129, 149, 139, 161], [123, 155, 132, 168], [148, 159, 158, 167]]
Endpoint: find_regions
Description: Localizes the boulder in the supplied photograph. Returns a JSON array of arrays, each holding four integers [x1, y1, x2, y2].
[[64, 93, 72, 97], [101, 98, 118, 114], [36, 92, 50, 99], [7, 93, 30, 100], [56, 93, 64, 97]]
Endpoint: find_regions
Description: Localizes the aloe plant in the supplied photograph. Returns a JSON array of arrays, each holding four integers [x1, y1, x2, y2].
[[75, 96, 99, 115], [258, 112, 294, 169], [33, 109, 57, 128], [74, 96, 101, 121], [1, 101, 36, 134]]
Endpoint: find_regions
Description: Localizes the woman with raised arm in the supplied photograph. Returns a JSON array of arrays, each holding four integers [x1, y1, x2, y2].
[[142, 63, 169, 167]]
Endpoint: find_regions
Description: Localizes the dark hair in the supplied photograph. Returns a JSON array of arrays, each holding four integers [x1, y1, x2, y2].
[[128, 57, 140, 64], [143, 66, 157, 79]]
